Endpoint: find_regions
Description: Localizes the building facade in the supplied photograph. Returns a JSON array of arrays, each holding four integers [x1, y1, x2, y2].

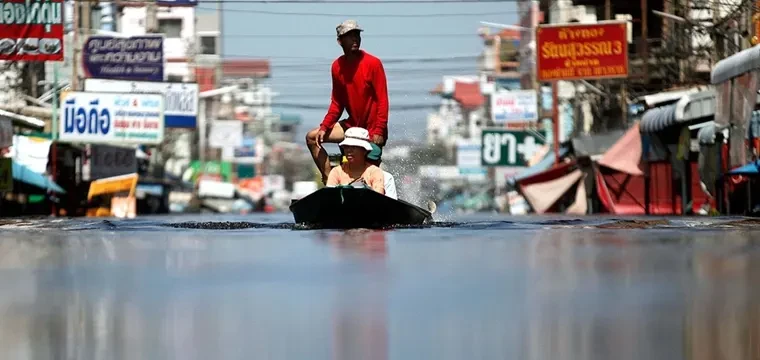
[[119, 6, 196, 82]]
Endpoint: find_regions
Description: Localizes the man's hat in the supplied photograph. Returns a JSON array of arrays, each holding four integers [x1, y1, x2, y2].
[[336, 19, 363, 37], [367, 143, 382, 161]]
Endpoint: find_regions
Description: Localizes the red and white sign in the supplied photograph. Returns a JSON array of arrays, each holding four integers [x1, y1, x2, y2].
[[536, 21, 629, 81], [0, 0, 65, 61]]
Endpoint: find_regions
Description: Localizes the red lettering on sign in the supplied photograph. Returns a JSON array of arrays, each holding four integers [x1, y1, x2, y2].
[[114, 120, 130, 128]]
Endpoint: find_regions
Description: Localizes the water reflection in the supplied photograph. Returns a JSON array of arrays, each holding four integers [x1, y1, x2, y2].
[[320, 230, 388, 360], [0, 227, 757, 359]]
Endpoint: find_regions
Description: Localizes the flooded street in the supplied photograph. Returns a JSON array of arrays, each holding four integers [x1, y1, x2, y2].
[[0, 214, 759, 359]]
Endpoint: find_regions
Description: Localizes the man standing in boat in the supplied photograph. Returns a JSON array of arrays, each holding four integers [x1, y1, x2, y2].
[[305, 19, 390, 185]]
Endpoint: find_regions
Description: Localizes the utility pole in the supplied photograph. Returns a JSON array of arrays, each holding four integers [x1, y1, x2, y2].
[[71, 0, 80, 90], [146, 0, 158, 33]]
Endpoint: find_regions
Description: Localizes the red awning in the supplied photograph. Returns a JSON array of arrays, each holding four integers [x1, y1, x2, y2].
[[598, 122, 644, 176], [453, 82, 484, 110], [521, 169, 584, 214], [565, 174, 588, 215], [595, 167, 647, 215]]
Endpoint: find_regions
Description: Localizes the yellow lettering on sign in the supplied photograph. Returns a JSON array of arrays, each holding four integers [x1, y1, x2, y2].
[[541, 40, 624, 60]]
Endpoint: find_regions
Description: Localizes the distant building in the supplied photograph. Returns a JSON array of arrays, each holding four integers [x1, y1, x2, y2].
[[428, 76, 487, 146], [119, 6, 196, 82]]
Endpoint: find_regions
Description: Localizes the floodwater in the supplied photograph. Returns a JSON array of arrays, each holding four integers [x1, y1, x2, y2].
[[0, 213, 759, 359]]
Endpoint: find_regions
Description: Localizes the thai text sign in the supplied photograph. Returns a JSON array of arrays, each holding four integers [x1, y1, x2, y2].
[[491, 90, 538, 124], [85, 79, 199, 128], [481, 128, 546, 167], [59, 92, 164, 145], [0, 0, 64, 61], [536, 21, 628, 81], [457, 141, 487, 178], [83, 35, 164, 82]]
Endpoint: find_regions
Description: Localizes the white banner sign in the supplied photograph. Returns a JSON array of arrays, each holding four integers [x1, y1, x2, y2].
[[59, 92, 165, 145], [209, 120, 243, 148], [84, 79, 199, 128], [7, 135, 51, 174], [491, 90, 538, 124], [456, 142, 487, 179]]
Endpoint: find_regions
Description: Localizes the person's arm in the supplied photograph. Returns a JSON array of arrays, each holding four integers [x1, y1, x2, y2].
[[368, 167, 385, 194], [326, 167, 340, 187], [369, 60, 389, 141], [320, 61, 345, 133]]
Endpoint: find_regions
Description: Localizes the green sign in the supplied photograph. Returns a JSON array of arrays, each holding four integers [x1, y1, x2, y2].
[[481, 129, 547, 167]]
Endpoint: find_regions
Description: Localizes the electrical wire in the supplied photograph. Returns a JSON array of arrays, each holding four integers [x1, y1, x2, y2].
[[271, 102, 437, 110], [272, 65, 476, 73], [195, 5, 519, 16], [75, 0, 518, 3], [224, 33, 478, 38], [222, 54, 481, 63]]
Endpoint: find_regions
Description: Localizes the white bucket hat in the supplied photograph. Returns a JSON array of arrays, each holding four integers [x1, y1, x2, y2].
[[339, 127, 373, 151]]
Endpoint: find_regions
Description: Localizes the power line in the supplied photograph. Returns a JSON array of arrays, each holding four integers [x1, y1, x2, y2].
[[223, 54, 481, 63], [225, 33, 478, 38], [273, 65, 475, 72], [196, 5, 518, 16], [76, 0, 516, 2], [272, 102, 437, 110]]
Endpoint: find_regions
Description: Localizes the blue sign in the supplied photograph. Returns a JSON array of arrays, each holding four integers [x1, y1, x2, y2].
[[83, 35, 164, 82], [63, 97, 112, 136], [234, 138, 256, 158], [157, 0, 197, 6]]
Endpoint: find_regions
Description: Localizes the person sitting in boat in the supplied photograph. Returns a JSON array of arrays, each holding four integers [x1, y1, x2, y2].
[[366, 143, 398, 200], [326, 127, 385, 194]]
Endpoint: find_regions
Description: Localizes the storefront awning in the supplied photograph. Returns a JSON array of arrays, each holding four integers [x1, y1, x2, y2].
[[507, 146, 570, 186], [599, 122, 644, 176], [571, 129, 626, 158], [12, 161, 65, 193], [728, 160, 760, 175], [711, 46, 760, 84], [695, 112, 760, 145], [674, 89, 715, 123], [0, 109, 45, 129], [520, 169, 584, 214], [639, 104, 676, 133], [640, 89, 718, 134]]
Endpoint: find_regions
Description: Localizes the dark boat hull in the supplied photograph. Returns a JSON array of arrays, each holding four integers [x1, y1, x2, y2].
[[290, 187, 433, 229]]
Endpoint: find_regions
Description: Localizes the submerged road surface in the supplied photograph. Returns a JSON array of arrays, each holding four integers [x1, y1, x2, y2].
[[0, 214, 759, 359]]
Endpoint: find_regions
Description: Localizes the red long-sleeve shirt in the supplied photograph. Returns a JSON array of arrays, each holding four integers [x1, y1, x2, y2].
[[320, 51, 389, 140]]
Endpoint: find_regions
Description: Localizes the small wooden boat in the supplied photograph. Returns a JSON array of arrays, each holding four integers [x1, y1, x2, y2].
[[290, 186, 433, 229]]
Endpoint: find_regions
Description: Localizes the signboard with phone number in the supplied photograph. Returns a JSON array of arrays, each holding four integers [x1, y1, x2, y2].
[[58, 92, 165, 145]]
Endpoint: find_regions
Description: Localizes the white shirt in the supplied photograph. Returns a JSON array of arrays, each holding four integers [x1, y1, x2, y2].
[[383, 171, 398, 200]]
